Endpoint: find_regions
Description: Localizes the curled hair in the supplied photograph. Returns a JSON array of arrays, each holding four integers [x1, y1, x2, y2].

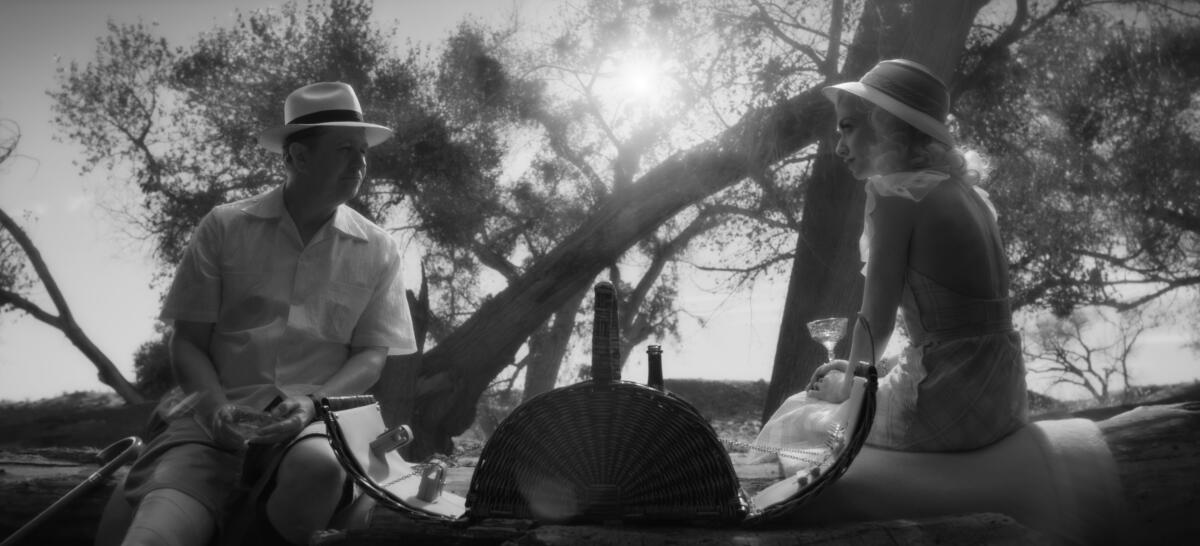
[[843, 94, 989, 184], [870, 107, 989, 184]]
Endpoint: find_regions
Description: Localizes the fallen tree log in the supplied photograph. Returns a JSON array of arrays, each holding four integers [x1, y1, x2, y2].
[[334, 512, 1052, 546], [1099, 401, 1200, 544], [1, 402, 1196, 545], [345, 401, 1200, 545]]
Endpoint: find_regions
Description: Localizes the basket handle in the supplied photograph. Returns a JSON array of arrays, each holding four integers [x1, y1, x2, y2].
[[591, 281, 621, 383]]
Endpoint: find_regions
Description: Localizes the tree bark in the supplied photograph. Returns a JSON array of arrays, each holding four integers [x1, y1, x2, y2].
[[764, 141, 867, 421], [521, 287, 587, 402], [764, 0, 989, 420], [370, 283, 429, 430], [403, 89, 833, 458], [390, 0, 991, 457]]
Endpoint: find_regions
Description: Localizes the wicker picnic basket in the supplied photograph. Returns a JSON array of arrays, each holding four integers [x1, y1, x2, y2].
[[465, 282, 747, 524], [320, 281, 878, 527]]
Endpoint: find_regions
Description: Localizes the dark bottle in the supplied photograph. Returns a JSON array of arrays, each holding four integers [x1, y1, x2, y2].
[[591, 282, 620, 383], [646, 345, 664, 391]]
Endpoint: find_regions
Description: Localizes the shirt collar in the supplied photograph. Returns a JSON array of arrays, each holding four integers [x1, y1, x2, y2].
[[238, 186, 369, 242]]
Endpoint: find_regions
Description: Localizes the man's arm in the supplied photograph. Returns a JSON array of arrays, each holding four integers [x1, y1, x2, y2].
[[171, 319, 253, 449], [308, 345, 387, 399], [170, 320, 226, 416], [252, 346, 387, 443]]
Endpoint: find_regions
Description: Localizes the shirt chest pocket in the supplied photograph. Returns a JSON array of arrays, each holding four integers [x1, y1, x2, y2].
[[306, 281, 373, 343], [220, 271, 284, 333]]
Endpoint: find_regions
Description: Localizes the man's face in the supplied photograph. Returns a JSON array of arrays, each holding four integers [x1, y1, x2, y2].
[[297, 127, 370, 204], [834, 95, 879, 180]]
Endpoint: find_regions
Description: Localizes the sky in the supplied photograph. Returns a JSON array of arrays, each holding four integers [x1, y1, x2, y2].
[[0, 0, 1196, 403]]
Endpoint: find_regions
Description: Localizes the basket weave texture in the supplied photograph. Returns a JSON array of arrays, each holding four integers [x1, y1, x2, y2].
[[464, 283, 878, 525], [466, 282, 746, 523], [465, 379, 746, 523]]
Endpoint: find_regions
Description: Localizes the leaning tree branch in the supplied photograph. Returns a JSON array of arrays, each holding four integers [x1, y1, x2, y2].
[[0, 206, 145, 404], [0, 288, 62, 329]]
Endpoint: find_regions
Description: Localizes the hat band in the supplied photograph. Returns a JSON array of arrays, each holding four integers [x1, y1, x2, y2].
[[287, 109, 363, 125], [861, 70, 947, 122]]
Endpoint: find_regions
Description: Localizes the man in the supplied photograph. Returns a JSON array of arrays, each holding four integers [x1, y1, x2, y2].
[[96, 82, 416, 545]]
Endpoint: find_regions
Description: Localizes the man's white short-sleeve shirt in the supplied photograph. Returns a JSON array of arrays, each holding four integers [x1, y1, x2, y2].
[[161, 186, 416, 401]]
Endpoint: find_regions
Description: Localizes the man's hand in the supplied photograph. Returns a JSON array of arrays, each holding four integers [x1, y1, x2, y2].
[[250, 395, 317, 444], [201, 403, 273, 450]]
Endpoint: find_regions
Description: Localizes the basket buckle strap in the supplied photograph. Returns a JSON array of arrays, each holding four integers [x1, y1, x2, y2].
[[370, 424, 413, 455]]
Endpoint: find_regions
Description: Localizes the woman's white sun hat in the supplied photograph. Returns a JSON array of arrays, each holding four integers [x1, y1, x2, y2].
[[258, 81, 394, 154], [822, 59, 954, 147]]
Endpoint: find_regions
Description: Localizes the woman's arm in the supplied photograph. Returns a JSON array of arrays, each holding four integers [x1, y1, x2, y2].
[[841, 194, 917, 398]]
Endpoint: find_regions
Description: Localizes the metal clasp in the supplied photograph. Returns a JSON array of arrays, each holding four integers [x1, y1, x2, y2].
[[369, 424, 413, 455], [417, 460, 446, 502]]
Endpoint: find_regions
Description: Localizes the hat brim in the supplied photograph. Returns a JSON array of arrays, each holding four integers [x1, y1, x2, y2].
[[258, 122, 394, 154], [822, 82, 954, 147]]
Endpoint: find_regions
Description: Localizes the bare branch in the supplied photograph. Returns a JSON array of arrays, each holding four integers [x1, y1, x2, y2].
[[748, 0, 825, 68], [0, 287, 62, 329], [0, 207, 75, 325]]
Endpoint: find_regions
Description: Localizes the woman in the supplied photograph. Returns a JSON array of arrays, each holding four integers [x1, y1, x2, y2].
[[756, 59, 1027, 454]]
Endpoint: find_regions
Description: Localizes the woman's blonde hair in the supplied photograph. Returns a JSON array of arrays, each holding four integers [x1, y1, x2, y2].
[[845, 93, 989, 184]]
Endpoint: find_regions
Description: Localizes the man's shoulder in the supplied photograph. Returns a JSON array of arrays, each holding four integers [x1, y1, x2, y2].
[[207, 189, 282, 223], [337, 205, 395, 246]]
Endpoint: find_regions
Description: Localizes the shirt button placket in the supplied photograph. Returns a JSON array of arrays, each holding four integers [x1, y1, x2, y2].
[[282, 248, 307, 380]]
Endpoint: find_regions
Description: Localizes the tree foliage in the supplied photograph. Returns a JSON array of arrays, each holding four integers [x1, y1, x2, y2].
[[49, 1, 442, 270], [45, 0, 1200, 453], [957, 2, 1200, 316], [132, 329, 174, 400]]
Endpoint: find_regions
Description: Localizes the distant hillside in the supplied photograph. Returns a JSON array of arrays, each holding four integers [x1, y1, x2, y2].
[[662, 378, 769, 421]]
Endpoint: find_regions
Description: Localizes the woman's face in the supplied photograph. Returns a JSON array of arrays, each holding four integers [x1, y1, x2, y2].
[[834, 95, 879, 180]]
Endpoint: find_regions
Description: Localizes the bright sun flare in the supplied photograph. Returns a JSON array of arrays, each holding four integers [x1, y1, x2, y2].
[[598, 51, 673, 109], [617, 57, 660, 98]]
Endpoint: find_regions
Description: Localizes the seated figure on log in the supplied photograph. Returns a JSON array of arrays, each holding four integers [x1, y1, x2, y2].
[[755, 58, 1026, 456], [95, 82, 418, 546], [754, 59, 1132, 545]]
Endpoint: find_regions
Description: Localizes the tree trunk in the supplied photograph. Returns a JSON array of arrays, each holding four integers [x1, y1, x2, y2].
[[395, 0, 992, 458], [764, 141, 867, 422], [404, 94, 833, 458], [371, 282, 429, 430], [521, 287, 588, 402], [764, 0, 989, 420]]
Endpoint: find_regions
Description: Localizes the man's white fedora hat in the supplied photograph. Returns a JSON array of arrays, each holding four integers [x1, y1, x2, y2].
[[258, 82, 393, 154]]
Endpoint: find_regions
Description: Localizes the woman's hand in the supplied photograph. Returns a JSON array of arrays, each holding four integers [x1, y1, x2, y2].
[[807, 359, 850, 388], [250, 395, 316, 444], [807, 359, 852, 403]]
